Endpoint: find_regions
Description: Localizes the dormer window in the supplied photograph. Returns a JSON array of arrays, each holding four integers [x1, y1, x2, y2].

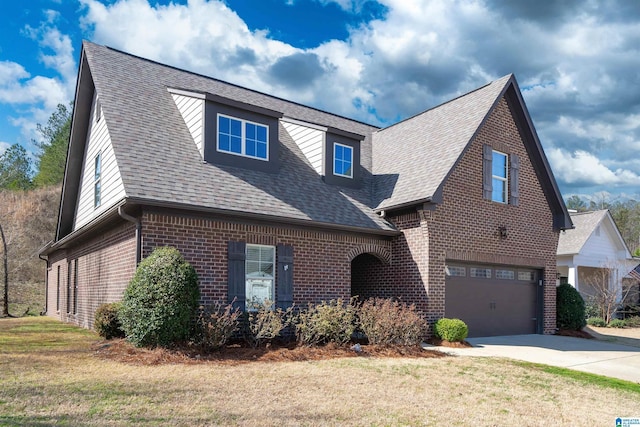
[[217, 114, 268, 161], [333, 142, 353, 178]]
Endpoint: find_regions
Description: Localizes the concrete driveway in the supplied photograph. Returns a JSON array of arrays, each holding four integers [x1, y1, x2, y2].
[[427, 334, 640, 383]]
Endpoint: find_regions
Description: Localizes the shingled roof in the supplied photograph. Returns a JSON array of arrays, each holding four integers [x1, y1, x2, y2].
[[56, 42, 571, 242], [557, 210, 623, 255], [372, 76, 511, 211], [58, 42, 396, 238]]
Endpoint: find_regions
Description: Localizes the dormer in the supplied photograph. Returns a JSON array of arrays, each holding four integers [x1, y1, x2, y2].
[[281, 117, 363, 189], [170, 88, 283, 173]]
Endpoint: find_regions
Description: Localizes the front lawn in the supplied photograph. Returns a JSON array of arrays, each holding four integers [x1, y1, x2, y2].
[[0, 317, 638, 426]]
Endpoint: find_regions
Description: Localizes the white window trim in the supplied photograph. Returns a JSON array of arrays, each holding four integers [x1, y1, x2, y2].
[[492, 150, 508, 204], [94, 152, 102, 208], [245, 244, 276, 310], [216, 113, 269, 161], [333, 142, 353, 179]]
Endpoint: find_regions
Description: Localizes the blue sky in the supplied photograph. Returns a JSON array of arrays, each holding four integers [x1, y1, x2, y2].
[[1, 0, 640, 203]]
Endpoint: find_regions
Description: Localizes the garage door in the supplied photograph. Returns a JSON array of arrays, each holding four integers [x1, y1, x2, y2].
[[445, 264, 541, 337]]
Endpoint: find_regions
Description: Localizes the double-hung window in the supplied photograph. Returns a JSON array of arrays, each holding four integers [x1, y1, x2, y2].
[[94, 153, 102, 208], [245, 244, 275, 308], [333, 142, 353, 178], [491, 150, 508, 203], [217, 114, 269, 160]]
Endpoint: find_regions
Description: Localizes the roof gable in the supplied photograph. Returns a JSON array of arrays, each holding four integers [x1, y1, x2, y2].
[[558, 210, 631, 257], [371, 75, 572, 230]]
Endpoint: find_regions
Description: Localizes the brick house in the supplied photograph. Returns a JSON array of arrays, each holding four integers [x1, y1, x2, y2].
[[40, 42, 572, 337]]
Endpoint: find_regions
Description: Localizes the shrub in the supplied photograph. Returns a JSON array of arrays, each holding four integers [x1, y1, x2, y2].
[[556, 283, 586, 330], [586, 317, 606, 327], [243, 300, 293, 348], [296, 299, 357, 346], [94, 302, 124, 339], [584, 301, 600, 319], [624, 316, 640, 328], [119, 247, 200, 348], [195, 302, 241, 350], [358, 298, 425, 345], [434, 318, 468, 342], [608, 318, 626, 328]]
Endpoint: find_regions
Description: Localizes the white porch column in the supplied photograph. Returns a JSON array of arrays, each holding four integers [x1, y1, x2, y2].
[[568, 266, 579, 291]]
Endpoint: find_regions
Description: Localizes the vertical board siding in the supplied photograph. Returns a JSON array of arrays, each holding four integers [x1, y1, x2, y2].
[[74, 93, 126, 231], [172, 93, 204, 158], [282, 121, 324, 174]]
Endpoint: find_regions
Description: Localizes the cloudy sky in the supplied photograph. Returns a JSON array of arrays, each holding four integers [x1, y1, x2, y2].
[[1, 0, 639, 201]]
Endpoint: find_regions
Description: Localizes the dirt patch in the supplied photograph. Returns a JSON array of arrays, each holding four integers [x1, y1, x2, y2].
[[93, 339, 449, 366]]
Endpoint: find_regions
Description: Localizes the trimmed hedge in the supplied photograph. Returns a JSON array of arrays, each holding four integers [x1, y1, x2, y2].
[[556, 283, 586, 330], [119, 247, 200, 348], [434, 318, 468, 342]]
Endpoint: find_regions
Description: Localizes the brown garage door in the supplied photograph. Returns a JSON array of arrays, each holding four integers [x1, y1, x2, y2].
[[445, 264, 541, 337]]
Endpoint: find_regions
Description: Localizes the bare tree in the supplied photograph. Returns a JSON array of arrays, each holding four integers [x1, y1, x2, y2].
[[581, 259, 639, 323]]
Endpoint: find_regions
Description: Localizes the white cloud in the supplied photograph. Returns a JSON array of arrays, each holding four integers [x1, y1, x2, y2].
[[0, 13, 76, 144], [548, 148, 640, 187], [0, 141, 10, 155]]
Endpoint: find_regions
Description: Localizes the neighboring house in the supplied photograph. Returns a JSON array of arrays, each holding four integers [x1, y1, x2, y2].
[[557, 209, 638, 305], [40, 42, 572, 337]]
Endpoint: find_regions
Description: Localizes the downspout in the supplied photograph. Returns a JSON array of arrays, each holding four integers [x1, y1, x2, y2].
[[38, 252, 49, 315], [118, 206, 141, 265]]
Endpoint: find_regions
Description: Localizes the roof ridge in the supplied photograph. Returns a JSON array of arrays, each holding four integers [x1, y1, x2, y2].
[[375, 74, 513, 133], [84, 41, 379, 129]]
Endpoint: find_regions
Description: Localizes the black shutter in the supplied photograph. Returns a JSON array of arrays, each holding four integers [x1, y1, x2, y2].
[[482, 145, 493, 200], [227, 241, 246, 311], [276, 244, 294, 309], [510, 153, 520, 206]]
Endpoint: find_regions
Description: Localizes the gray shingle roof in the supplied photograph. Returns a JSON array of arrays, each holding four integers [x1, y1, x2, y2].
[[372, 75, 512, 211], [83, 42, 395, 232], [557, 210, 609, 255]]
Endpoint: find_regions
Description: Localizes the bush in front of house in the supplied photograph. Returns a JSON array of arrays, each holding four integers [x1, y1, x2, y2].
[[608, 318, 626, 328], [94, 302, 125, 339], [625, 315, 640, 328], [195, 302, 242, 350], [243, 300, 294, 348], [434, 318, 468, 342], [296, 298, 357, 346], [119, 247, 200, 348], [586, 317, 606, 327], [556, 283, 586, 330], [358, 298, 425, 345]]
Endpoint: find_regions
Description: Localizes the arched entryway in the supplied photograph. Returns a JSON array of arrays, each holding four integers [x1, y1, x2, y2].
[[351, 252, 391, 301]]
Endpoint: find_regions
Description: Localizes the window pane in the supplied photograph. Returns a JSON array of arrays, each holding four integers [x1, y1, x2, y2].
[[257, 125, 267, 142], [95, 154, 101, 179], [230, 118, 242, 136], [230, 136, 242, 153], [334, 144, 353, 177], [246, 139, 256, 156], [496, 269, 515, 280], [492, 152, 507, 178], [260, 246, 274, 263], [218, 134, 230, 151], [257, 141, 267, 159], [219, 116, 230, 134], [492, 179, 506, 203]]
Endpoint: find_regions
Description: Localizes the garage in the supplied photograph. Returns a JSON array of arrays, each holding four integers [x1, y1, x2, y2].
[[445, 264, 542, 337]]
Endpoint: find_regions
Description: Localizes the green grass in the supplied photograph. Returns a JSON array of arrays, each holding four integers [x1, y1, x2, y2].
[[1, 317, 639, 426], [514, 360, 640, 394]]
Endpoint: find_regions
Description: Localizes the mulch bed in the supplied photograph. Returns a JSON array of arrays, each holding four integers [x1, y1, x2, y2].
[[555, 329, 595, 339], [425, 338, 473, 348], [93, 339, 450, 366]]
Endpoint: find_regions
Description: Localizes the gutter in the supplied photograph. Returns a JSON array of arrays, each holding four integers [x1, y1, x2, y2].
[[38, 248, 50, 315], [118, 206, 142, 265]]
